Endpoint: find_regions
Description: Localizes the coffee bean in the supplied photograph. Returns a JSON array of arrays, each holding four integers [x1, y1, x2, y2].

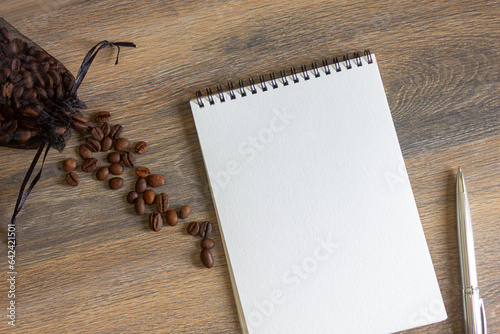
[[12, 129, 31, 143], [11, 100, 22, 112], [187, 222, 200, 236], [165, 210, 178, 226], [63, 158, 77, 172], [109, 124, 123, 140], [19, 119, 36, 130], [109, 163, 124, 175], [35, 50, 48, 62], [96, 166, 109, 181], [36, 87, 48, 100], [143, 190, 155, 205], [107, 152, 121, 163], [179, 205, 191, 219], [90, 127, 104, 141], [23, 70, 33, 89], [4, 42, 18, 58], [45, 69, 54, 86], [85, 137, 101, 152], [25, 88, 37, 101], [201, 238, 215, 250], [34, 72, 45, 87], [79, 144, 93, 160], [11, 58, 21, 72], [135, 197, 146, 215], [54, 126, 67, 135], [2, 82, 14, 98], [1, 68, 11, 82], [63, 74, 75, 93], [135, 166, 150, 178], [149, 212, 163, 232], [101, 136, 113, 152], [109, 177, 124, 190], [0, 27, 11, 41], [155, 193, 170, 213], [135, 141, 148, 154], [13, 86, 24, 99], [65, 172, 79, 186], [20, 108, 38, 118], [127, 191, 139, 204], [135, 177, 147, 194], [72, 113, 88, 125], [199, 221, 213, 238], [114, 137, 129, 151], [82, 158, 99, 172], [200, 249, 214, 268], [72, 119, 89, 132], [121, 150, 136, 168], [94, 111, 111, 123], [100, 123, 111, 137], [48, 69, 60, 86], [147, 174, 165, 187]]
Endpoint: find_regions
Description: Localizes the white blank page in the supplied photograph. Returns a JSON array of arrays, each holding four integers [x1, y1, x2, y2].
[[190, 55, 446, 334]]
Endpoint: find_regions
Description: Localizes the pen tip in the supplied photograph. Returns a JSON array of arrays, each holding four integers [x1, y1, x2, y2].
[[457, 167, 466, 192]]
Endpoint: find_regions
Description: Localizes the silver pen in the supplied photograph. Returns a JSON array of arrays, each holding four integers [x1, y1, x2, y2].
[[456, 167, 487, 334]]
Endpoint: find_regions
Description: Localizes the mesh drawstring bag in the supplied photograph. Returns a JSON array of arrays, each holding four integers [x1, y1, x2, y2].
[[0, 18, 135, 246]]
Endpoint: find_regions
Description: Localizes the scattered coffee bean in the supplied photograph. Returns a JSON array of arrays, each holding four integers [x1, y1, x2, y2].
[[155, 193, 170, 212], [135, 197, 146, 215], [63, 158, 77, 172], [147, 174, 165, 187], [135, 177, 147, 194], [166, 209, 178, 226], [187, 222, 200, 236], [79, 144, 93, 160], [127, 191, 139, 204], [200, 249, 214, 268], [107, 152, 121, 163], [71, 113, 89, 132], [96, 166, 109, 181], [85, 137, 101, 152], [94, 111, 111, 123], [114, 137, 130, 151], [109, 124, 123, 140], [101, 136, 113, 152], [65, 172, 79, 186], [82, 158, 99, 172], [135, 141, 148, 154], [90, 127, 104, 141], [179, 205, 191, 219], [109, 163, 124, 175], [135, 166, 150, 178], [109, 177, 124, 190], [149, 212, 163, 232], [143, 189, 156, 205], [199, 221, 212, 238], [121, 150, 136, 168], [101, 123, 111, 137], [201, 238, 215, 250]]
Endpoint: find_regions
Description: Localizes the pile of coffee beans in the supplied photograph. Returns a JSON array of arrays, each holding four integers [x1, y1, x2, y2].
[[61, 111, 140, 190], [187, 220, 215, 268], [0, 24, 81, 150], [61, 111, 215, 268]]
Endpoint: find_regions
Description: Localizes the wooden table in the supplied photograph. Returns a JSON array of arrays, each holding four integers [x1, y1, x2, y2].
[[1, 1, 498, 333]]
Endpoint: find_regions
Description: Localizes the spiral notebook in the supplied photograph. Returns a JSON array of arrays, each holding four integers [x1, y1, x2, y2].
[[189, 52, 447, 333]]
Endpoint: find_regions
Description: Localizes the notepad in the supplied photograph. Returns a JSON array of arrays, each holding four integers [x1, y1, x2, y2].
[[190, 53, 447, 333]]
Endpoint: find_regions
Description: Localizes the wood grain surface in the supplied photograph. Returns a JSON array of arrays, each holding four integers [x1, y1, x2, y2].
[[1, 0, 499, 333]]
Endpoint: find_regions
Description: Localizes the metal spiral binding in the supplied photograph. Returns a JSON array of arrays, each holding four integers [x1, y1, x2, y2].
[[195, 50, 373, 107]]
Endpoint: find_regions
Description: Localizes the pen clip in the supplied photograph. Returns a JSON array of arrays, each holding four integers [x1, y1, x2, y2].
[[479, 298, 487, 334]]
